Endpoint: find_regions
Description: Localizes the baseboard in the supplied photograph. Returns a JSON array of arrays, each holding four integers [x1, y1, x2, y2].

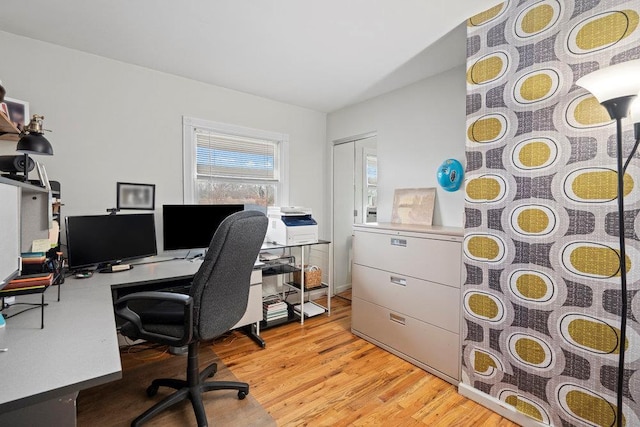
[[333, 283, 351, 295], [457, 383, 549, 427]]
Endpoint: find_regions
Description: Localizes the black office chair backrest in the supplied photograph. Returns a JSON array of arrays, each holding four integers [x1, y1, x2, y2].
[[190, 210, 267, 341]]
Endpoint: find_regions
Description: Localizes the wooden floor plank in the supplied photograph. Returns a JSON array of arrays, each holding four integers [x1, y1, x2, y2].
[[110, 294, 520, 426], [212, 295, 518, 426]]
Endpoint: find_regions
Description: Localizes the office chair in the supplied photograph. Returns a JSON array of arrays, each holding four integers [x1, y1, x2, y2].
[[114, 210, 268, 427]]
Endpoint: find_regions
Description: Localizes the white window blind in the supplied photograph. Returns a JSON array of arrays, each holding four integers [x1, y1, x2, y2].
[[195, 130, 279, 181]]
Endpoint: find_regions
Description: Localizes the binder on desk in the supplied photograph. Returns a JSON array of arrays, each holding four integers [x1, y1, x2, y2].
[[3, 272, 54, 291]]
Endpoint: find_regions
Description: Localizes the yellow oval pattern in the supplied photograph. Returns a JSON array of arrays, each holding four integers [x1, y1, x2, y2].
[[576, 10, 639, 51], [467, 117, 503, 142], [468, 293, 500, 319], [466, 177, 502, 201], [505, 396, 545, 422], [565, 389, 618, 426], [519, 73, 553, 101], [567, 318, 627, 354], [467, 236, 500, 260], [467, 55, 507, 85], [473, 351, 497, 374], [518, 141, 552, 167], [517, 208, 550, 234], [573, 96, 613, 126], [569, 246, 631, 278], [468, 4, 505, 26], [514, 337, 547, 365], [516, 273, 549, 300], [571, 170, 634, 200], [521, 4, 555, 35]]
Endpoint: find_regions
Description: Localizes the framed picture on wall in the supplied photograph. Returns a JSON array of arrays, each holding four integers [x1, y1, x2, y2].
[[3, 97, 30, 132], [117, 182, 156, 210]]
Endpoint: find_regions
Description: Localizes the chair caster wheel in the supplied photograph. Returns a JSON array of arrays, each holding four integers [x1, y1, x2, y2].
[[238, 391, 247, 400], [147, 385, 159, 397]]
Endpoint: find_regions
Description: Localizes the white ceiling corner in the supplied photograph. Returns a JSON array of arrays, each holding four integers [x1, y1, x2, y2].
[[0, 0, 503, 112]]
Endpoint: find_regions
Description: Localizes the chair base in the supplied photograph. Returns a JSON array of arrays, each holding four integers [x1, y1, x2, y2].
[[132, 343, 249, 427]]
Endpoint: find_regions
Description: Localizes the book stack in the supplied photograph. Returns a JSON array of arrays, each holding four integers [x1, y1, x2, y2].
[[2, 272, 54, 293], [262, 297, 289, 326], [21, 252, 47, 274]]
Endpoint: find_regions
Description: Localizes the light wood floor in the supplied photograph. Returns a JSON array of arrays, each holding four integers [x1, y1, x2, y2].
[[115, 293, 520, 426]]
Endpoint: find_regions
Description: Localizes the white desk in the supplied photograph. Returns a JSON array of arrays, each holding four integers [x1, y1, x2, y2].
[[0, 257, 263, 425], [93, 258, 264, 345], [0, 279, 122, 425]]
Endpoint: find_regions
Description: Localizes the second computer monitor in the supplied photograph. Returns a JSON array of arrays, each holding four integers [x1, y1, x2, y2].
[[66, 213, 158, 271], [162, 204, 245, 251]]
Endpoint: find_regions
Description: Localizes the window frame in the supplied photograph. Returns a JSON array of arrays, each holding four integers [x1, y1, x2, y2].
[[182, 116, 289, 205]]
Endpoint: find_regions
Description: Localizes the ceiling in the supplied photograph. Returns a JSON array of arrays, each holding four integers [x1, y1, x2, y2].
[[0, 0, 502, 113]]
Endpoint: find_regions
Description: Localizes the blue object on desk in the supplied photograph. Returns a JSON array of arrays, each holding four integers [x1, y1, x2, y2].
[[0, 314, 5, 328]]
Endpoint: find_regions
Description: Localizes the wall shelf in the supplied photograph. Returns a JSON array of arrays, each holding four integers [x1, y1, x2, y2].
[[0, 112, 20, 141]]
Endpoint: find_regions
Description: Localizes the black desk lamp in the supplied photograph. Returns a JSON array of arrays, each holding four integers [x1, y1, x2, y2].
[[576, 59, 640, 427], [16, 114, 53, 182]]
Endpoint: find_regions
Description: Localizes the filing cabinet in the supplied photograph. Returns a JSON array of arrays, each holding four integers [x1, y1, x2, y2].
[[351, 223, 463, 383]]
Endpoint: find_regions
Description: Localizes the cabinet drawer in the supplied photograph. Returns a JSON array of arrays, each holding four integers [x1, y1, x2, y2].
[[352, 264, 459, 333], [232, 270, 262, 329], [352, 297, 460, 381], [353, 230, 461, 287]]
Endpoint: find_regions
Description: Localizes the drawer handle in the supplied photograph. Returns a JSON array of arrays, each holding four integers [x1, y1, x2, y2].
[[389, 313, 406, 325], [390, 276, 407, 286], [390, 238, 407, 247]]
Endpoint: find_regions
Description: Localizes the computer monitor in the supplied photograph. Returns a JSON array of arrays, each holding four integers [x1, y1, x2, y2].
[[65, 213, 157, 271], [162, 204, 244, 251]]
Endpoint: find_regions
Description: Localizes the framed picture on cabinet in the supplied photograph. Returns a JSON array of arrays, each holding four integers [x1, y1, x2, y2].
[[117, 182, 156, 210], [391, 187, 435, 226]]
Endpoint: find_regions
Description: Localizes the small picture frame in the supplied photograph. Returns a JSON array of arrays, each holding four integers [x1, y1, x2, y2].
[[36, 162, 51, 190], [117, 182, 155, 210], [3, 97, 30, 132]]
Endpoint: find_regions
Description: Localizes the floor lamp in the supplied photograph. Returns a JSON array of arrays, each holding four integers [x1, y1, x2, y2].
[[577, 59, 640, 427]]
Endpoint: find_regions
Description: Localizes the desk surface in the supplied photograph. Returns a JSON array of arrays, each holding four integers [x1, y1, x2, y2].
[[90, 257, 202, 290], [0, 279, 122, 413], [0, 257, 204, 414], [0, 246, 323, 414]]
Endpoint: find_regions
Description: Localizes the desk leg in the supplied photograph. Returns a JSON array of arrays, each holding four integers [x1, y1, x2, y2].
[[41, 293, 44, 329], [240, 322, 266, 348], [300, 248, 305, 324]]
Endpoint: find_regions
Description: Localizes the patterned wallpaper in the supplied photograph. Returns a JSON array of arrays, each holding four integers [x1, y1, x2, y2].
[[463, 1, 640, 425]]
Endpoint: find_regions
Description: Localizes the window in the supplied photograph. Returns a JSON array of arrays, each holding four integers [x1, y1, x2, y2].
[[183, 117, 289, 206]]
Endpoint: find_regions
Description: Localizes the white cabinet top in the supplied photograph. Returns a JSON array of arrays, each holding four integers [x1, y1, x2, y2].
[[353, 222, 463, 239]]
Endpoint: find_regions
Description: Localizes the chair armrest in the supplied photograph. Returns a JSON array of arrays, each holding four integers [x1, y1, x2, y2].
[[114, 291, 193, 347]]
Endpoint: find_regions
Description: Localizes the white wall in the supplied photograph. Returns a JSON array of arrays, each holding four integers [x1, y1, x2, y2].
[[0, 31, 328, 249], [327, 64, 466, 227]]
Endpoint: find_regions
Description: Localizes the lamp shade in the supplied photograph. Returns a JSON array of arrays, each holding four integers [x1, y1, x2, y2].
[[16, 133, 53, 155], [576, 59, 640, 103]]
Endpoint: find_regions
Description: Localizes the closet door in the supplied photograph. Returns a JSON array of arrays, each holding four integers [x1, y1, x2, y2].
[[332, 141, 356, 294], [332, 134, 377, 294]]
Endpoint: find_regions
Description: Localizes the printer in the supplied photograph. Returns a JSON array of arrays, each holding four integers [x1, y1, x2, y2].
[[266, 206, 318, 245]]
